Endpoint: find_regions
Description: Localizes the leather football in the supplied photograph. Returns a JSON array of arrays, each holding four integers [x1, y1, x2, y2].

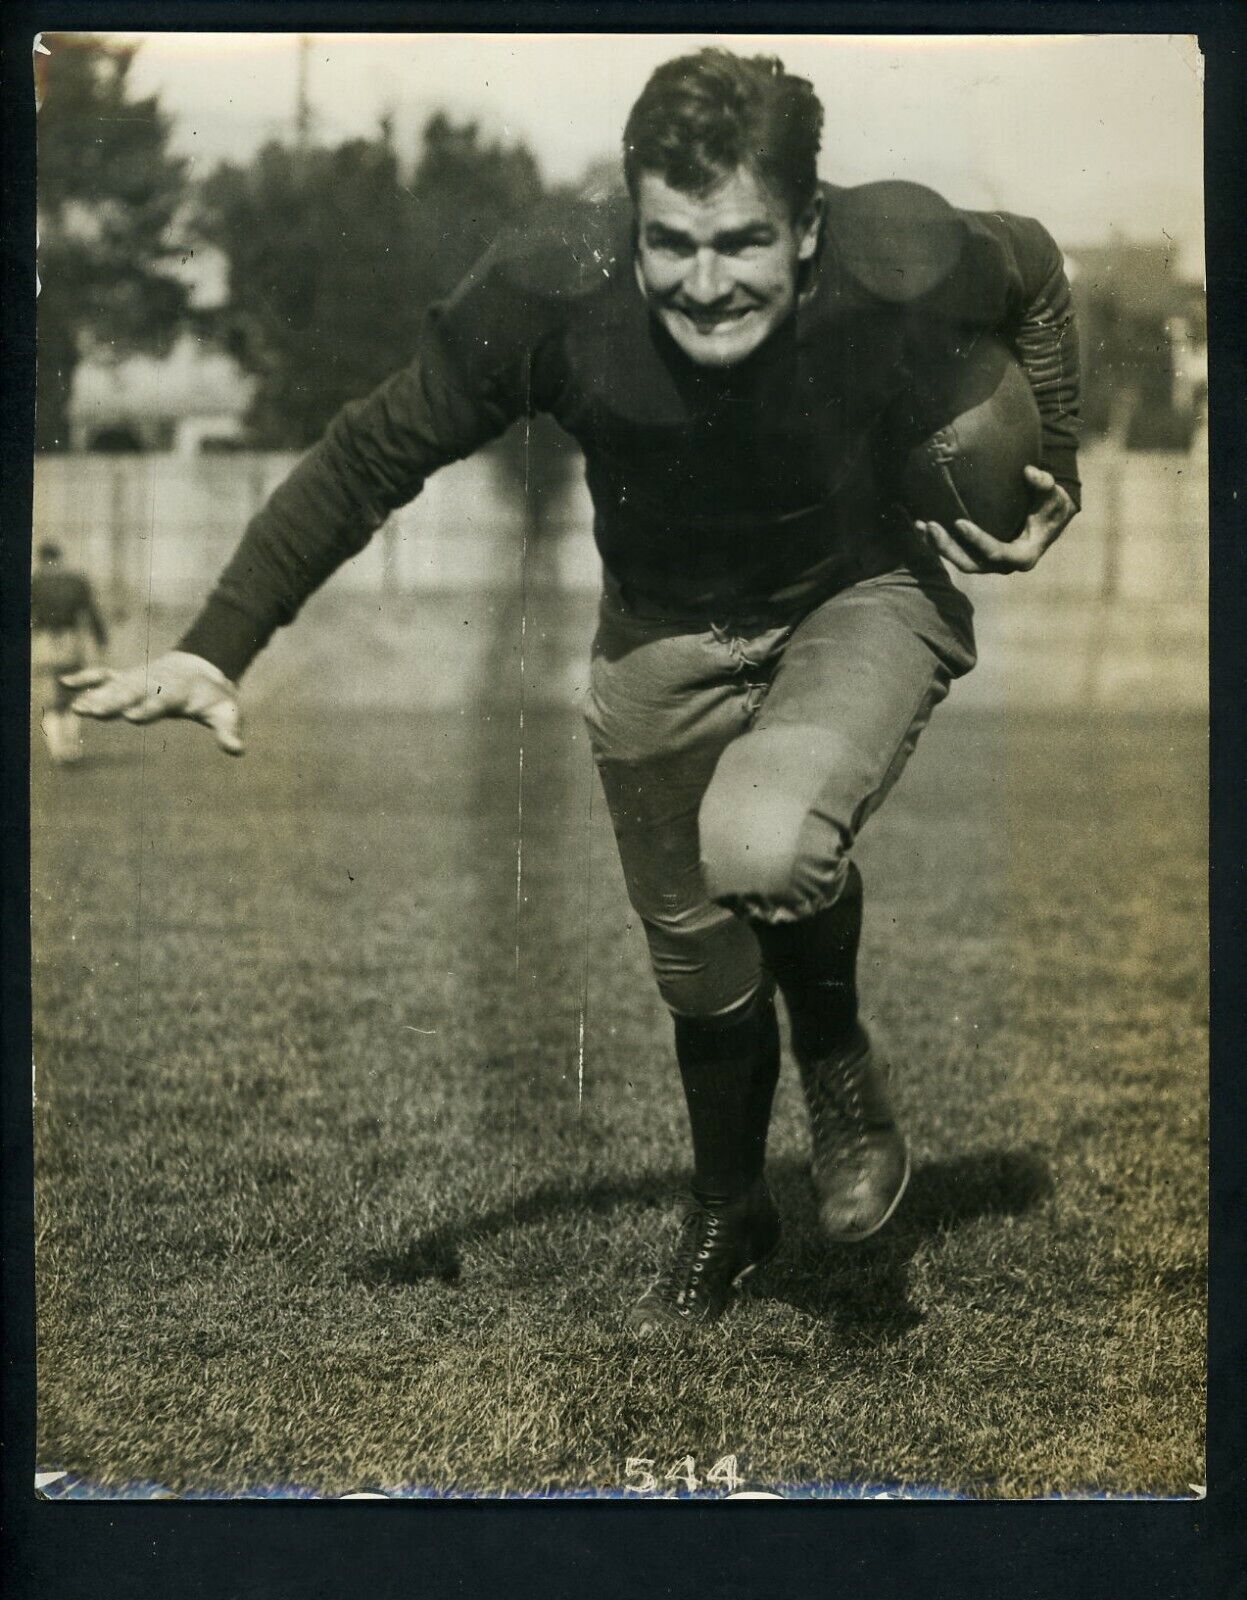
[[900, 335, 1041, 542]]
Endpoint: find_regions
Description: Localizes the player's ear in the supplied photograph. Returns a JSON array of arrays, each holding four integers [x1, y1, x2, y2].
[[796, 190, 824, 263]]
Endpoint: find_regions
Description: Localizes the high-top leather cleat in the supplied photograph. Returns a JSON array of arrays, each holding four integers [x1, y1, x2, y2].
[[799, 1026, 910, 1243], [626, 1179, 781, 1335]]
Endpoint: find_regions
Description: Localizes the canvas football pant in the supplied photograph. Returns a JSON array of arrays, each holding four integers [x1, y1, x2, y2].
[[31, 626, 86, 764], [585, 556, 977, 1022]]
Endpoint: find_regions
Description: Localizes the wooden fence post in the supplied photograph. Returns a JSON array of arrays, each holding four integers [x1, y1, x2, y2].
[[1080, 413, 1128, 708], [108, 464, 127, 620], [381, 520, 399, 600]]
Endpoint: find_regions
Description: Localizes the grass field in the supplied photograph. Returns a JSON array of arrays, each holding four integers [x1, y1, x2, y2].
[[31, 596, 1207, 1498]]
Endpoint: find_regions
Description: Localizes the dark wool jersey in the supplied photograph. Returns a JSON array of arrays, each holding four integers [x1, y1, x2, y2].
[[181, 181, 1081, 681], [31, 568, 107, 645]]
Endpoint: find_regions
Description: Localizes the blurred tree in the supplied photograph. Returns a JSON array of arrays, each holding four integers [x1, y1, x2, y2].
[[197, 113, 547, 448], [407, 112, 544, 282], [198, 131, 429, 446], [35, 34, 190, 450]]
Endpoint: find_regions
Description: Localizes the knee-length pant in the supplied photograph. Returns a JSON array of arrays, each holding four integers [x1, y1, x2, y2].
[[584, 557, 977, 1019]]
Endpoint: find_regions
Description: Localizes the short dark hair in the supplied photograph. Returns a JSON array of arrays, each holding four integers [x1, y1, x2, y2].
[[623, 48, 824, 218], [38, 542, 63, 563]]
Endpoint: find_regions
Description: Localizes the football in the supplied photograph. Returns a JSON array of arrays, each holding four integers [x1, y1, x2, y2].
[[900, 335, 1041, 542]]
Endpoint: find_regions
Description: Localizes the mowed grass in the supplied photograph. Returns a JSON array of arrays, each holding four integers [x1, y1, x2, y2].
[[31, 607, 1206, 1498]]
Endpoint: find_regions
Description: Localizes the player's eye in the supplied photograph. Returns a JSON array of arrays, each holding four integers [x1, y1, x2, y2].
[[713, 230, 774, 256], [646, 231, 694, 258]]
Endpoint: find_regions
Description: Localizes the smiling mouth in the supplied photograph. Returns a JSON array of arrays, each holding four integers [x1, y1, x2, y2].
[[674, 306, 755, 333]]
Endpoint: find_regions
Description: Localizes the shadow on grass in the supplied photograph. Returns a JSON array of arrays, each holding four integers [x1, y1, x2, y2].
[[762, 1148, 1054, 1345], [355, 1147, 1052, 1344], [356, 1172, 680, 1289]]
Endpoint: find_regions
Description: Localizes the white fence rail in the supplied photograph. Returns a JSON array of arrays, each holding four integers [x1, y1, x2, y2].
[[31, 449, 599, 611], [31, 440, 1207, 712], [32, 439, 1208, 611]]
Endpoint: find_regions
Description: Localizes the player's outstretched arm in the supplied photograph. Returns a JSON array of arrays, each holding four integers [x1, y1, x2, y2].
[[918, 465, 1077, 576], [63, 651, 245, 756]]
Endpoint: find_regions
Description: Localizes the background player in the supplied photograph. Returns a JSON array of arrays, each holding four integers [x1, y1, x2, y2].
[[31, 541, 108, 765], [67, 48, 1079, 1334]]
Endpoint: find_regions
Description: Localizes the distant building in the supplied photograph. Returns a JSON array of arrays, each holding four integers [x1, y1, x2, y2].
[[69, 331, 255, 454], [67, 236, 256, 454], [1065, 238, 1206, 448]]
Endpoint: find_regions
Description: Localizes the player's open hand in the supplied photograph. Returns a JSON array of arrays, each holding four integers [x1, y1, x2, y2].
[[63, 650, 245, 756], [917, 465, 1076, 576]]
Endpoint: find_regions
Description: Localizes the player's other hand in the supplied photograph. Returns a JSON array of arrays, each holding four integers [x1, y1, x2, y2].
[[917, 465, 1077, 575], [63, 650, 245, 756]]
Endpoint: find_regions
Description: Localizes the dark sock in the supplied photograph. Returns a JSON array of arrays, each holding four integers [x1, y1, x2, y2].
[[751, 861, 863, 1063], [673, 990, 781, 1208]]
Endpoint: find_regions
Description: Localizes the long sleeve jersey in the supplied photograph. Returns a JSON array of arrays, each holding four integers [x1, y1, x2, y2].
[[31, 569, 108, 648], [181, 179, 1080, 680]]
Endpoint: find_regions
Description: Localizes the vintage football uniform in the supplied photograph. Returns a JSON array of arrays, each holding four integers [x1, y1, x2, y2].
[[179, 180, 1079, 680], [177, 179, 1079, 1024], [32, 563, 108, 762]]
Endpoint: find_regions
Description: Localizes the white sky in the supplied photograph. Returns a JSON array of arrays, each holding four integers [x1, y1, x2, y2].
[[99, 31, 1205, 274]]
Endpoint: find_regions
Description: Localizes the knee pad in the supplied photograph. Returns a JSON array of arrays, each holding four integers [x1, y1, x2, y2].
[[699, 729, 857, 920]]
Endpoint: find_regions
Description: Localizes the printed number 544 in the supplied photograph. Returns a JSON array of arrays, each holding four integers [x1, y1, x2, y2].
[[625, 1455, 739, 1495]]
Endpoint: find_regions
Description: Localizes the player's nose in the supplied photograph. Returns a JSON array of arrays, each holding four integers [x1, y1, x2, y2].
[[685, 248, 732, 305]]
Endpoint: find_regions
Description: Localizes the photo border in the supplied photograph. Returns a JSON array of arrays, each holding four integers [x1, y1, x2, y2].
[[3, 1, 1242, 1593]]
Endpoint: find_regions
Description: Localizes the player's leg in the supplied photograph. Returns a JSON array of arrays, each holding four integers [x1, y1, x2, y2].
[[585, 596, 783, 1329], [698, 564, 977, 1241], [50, 663, 85, 762], [33, 631, 84, 764]]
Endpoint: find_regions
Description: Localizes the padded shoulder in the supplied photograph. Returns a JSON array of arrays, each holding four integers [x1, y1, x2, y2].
[[822, 179, 969, 304], [426, 193, 632, 407], [468, 193, 633, 304]]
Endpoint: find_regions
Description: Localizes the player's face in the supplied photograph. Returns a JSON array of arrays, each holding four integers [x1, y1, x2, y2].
[[634, 165, 822, 367]]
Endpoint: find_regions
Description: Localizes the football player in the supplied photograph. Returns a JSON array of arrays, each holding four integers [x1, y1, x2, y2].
[[32, 542, 108, 765], [68, 49, 1080, 1333]]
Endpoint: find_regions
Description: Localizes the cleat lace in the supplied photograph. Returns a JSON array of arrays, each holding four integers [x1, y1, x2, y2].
[[628, 1182, 779, 1332], [803, 1048, 874, 1172], [653, 1208, 724, 1317], [799, 1030, 909, 1243]]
